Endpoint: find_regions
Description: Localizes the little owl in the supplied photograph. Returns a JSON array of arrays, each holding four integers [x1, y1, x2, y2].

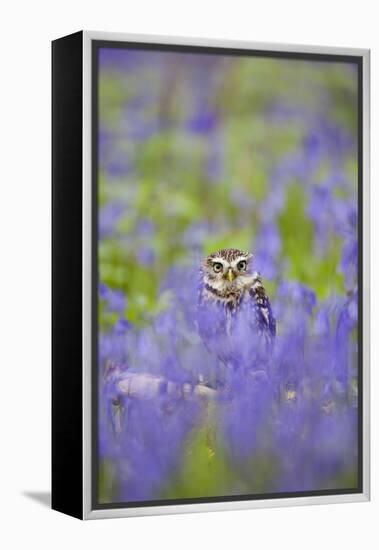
[[197, 248, 276, 371]]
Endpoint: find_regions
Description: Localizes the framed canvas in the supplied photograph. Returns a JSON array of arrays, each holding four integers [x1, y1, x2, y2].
[[52, 31, 370, 520]]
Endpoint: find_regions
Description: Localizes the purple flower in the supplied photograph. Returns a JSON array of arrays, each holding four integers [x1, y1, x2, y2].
[[340, 213, 358, 291], [340, 239, 358, 290], [137, 247, 155, 267], [136, 218, 155, 237], [254, 223, 282, 280], [187, 110, 218, 134], [277, 281, 317, 316], [114, 319, 131, 334], [307, 185, 333, 255], [99, 283, 127, 315], [122, 107, 160, 142], [182, 222, 212, 251], [98, 259, 358, 500], [99, 202, 125, 240], [108, 289, 126, 314], [106, 154, 132, 177], [206, 135, 225, 183], [99, 282, 109, 300]]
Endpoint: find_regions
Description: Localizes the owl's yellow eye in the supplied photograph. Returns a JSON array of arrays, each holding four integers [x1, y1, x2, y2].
[[213, 262, 223, 273], [237, 260, 247, 271]]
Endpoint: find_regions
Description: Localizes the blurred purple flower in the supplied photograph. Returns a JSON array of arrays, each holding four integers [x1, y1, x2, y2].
[[277, 281, 317, 315], [137, 247, 155, 267], [261, 182, 286, 222], [108, 289, 127, 314], [107, 154, 132, 177], [187, 110, 218, 134], [230, 188, 255, 211], [206, 135, 225, 183], [98, 261, 358, 500], [333, 202, 358, 290], [99, 282, 109, 300], [182, 222, 211, 251], [307, 185, 333, 255], [99, 48, 143, 70], [114, 319, 131, 334], [136, 218, 155, 237], [122, 107, 160, 142], [99, 282, 127, 315], [99, 202, 125, 240], [254, 223, 282, 279]]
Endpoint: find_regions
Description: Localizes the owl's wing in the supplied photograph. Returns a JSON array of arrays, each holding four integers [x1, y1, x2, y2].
[[249, 276, 276, 338]]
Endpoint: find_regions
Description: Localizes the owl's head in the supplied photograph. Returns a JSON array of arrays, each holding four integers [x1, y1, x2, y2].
[[201, 248, 254, 292]]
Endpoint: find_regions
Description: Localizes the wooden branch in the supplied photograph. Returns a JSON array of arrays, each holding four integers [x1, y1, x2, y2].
[[116, 372, 217, 400]]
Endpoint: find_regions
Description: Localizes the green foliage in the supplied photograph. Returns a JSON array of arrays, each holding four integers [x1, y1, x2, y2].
[[98, 459, 117, 504], [162, 403, 280, 498], [162, 403, 236, 498], [278, 183, 345, 299]]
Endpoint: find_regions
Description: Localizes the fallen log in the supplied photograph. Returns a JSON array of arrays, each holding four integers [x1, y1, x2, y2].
[[116, 372, 218, 400]]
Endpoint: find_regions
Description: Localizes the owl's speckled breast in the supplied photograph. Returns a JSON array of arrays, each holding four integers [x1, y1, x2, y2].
[[202, 282, 247, 310]]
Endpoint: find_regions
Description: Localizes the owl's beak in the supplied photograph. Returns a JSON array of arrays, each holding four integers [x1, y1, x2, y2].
[[226, 269, 235, 282]]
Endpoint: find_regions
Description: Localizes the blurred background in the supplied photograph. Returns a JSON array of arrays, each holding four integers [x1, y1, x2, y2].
[[97, 46, 359, 503], [98, 47, 358, 328]]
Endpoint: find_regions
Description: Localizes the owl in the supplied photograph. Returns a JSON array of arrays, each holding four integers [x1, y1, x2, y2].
[[197, 248, 276, 372]]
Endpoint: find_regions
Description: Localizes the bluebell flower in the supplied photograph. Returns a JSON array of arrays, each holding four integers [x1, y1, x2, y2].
[[99, 48, 142, 70], [254, 222, 282, 280], [206, 135, 225, 183], [106, 153, 132, 178], [107, 289, 127, 314], [136, 218, 155, 237], [99, 202, 125, 240], [99, 282, 109, 300], [137, 247, 155, 267], [307, 185, 333, 255], [187, 110, 218, 134], [99, 283, 127, 316], [182, 222, 212, 252]]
